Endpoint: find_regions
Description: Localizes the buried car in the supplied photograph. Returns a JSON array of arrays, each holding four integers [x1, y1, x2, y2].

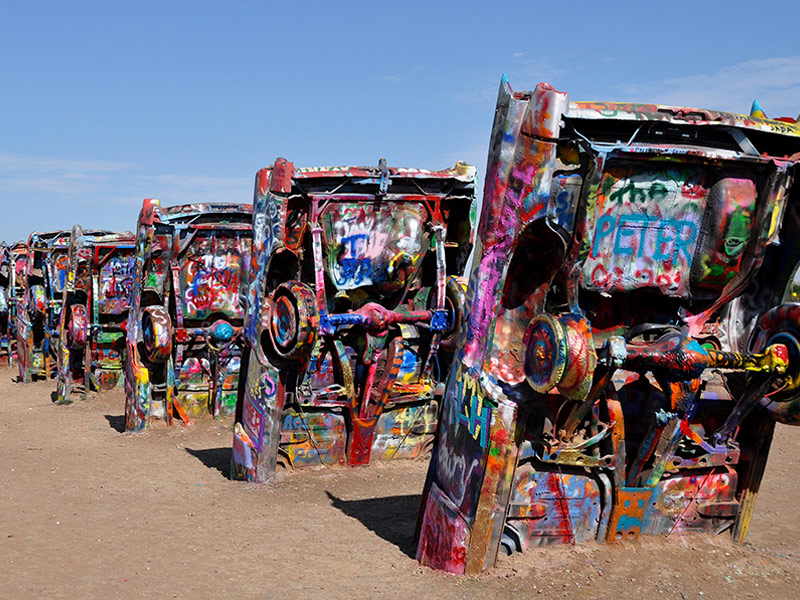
[[231, 158, 476, 483], [6, 241, 29, 363], [0, 244, 11, 364], [55, 226, 136, 403], [15, 230, 70, 382], [416, 79, 800, 574], [124, 200, 253, 431]]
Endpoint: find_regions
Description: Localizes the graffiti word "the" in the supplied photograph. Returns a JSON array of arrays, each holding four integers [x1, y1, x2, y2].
[[456, 372, 491, 448], [591, 215, 698, 263]]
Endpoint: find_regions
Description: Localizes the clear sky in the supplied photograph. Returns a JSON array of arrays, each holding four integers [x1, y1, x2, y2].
[[1, 1, 799, 243]]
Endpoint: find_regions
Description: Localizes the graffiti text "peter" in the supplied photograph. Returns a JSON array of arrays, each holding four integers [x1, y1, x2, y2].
[[591, 214, 698, 263]]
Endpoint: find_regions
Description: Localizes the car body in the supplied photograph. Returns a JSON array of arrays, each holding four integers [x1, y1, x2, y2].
[[231, 158, 476, 483], [416, 79, 800, 574], [15, 230, 70, 382], [6, 241, 28, 363], [55, 226, 136, 403], [124, 200, 253, 431], [0, 244, 11, 364]]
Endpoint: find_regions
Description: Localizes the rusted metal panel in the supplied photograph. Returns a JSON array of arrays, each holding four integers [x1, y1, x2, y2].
[[417, 77, 800, 573], [55, 225, 136, 403], [506, 464, 603, 548], [124, 200, 253, 432], [231, 158, 477, 482]]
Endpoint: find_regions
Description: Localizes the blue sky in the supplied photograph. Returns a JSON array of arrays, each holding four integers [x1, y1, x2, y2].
[[1, 1, 799, 243]]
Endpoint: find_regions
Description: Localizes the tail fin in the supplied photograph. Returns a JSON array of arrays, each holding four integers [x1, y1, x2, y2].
[[750, 99, 767, 119]]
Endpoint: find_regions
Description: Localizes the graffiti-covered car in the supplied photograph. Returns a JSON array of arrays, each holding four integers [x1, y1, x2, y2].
[[0, 244, 11, 364], [15, 230, 71, 382], [231, 158, 476, 483], [55, 226, 136, 403], [416, 79, 800, 574], [125, 200, 253, 431], [6, 241, 28, 363]]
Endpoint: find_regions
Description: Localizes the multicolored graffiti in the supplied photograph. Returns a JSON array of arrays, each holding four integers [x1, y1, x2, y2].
[[231, 158, 476, 482], [55, 226, 136, 403], [14, 230, 71, 382], [124, 200, 252, 432], [5, 242, 28, 364], [0, 244, 11, 364], [0, 242, 14, 365], [416, 79, 800, 574]]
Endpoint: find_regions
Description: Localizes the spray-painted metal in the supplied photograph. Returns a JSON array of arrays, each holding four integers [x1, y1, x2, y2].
[[55, 226, 136, 403], [231, 158, 476, 483], [124, 200, 253, 431], [6, 241, 28, 364], [14, 231, 71, 382], [416, 79, 800, 574], [0, 243, 11, 365]]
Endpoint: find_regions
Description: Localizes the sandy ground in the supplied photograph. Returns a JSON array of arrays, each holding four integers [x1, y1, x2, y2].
[[1, 365, 799, 600]]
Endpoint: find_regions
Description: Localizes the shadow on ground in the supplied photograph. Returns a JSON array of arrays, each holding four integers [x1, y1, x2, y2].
[[104, 414, 126, 433], [186, 447, 231, 478], [326, 491, 421, 558]]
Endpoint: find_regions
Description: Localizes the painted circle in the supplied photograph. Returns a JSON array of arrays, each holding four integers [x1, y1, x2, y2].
[[271, 295, 298, 351], [210, 319, 235, 343], [557, 315, 597, 400], [442, 276, 467, 339], [141, 305, 172, 363], [523, 313, 568, 393], [266, 281, 318, 360], [747, 303, 800, 424]]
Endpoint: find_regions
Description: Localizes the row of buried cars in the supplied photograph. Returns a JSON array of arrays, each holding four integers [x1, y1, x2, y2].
[[4, 79, 800, 575], [0, 160, 477, 467]]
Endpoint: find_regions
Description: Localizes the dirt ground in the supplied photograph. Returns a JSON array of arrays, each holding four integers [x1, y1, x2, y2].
[[1, 365, 799, 600]]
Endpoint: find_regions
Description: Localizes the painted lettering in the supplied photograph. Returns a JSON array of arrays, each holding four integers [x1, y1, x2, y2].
[[593, 215, 698, 264], [457, 372, 491, 448]]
